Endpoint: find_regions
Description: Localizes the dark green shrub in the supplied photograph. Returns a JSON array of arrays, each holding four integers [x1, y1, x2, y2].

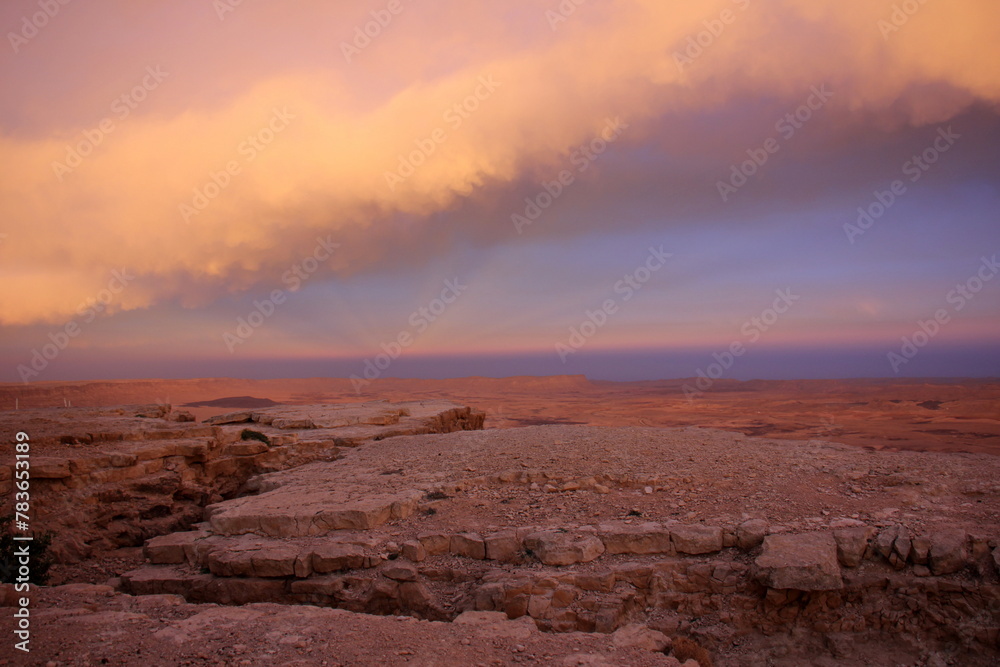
[[0, 515, 53, 585], [240, 429, 270, 445]]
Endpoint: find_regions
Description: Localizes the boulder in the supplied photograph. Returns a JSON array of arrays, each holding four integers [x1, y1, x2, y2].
[[755, 532, 843, 591], [524, 531, 605, 566], [670, 524, 723, 555], [398, 581, 434, 610], [598, 522, 672, 555], [485, 531, 522, 562], [736, 519, 768, 551], [401, 540, 426, 562], [832, 525, 875, 567], [874, 525, 899, 560], [929, 530, 968, 576], [910, 535, 932, 565], [418, 531, 451, 556], [611, 623, 671, 652], [451, 533, 486, 560]]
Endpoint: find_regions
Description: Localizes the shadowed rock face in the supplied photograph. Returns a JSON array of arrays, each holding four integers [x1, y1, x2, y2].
[[0, 401, 484, 561]]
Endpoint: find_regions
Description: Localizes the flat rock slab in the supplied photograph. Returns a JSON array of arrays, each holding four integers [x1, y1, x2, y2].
[[208, 488, 424, 537], [204, 400, 484, 432], [755, 532, 843, 591]]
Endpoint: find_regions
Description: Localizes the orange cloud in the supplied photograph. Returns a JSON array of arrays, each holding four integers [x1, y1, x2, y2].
[[1, 0, 998, 325]]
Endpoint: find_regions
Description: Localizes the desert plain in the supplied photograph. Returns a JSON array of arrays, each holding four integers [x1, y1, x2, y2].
[[1, 375, 998, 666]]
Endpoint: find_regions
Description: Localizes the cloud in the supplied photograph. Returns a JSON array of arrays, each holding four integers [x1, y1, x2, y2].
[[1, 0, 998, 325]]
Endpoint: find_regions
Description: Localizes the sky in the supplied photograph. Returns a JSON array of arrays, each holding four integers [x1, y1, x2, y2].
[[0, 0, 998, 385]]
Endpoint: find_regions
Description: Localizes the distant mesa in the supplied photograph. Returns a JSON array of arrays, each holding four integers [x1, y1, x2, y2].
[[182, 396, 282, 408]]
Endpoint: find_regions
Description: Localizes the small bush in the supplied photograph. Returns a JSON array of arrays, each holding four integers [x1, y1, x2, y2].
[[672, 637, 713, 666], [0, 515, 54, 585], [240, 429, 270, 445]]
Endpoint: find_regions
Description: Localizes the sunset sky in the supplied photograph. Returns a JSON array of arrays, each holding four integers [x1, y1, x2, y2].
[[1, 0, 998, 384]]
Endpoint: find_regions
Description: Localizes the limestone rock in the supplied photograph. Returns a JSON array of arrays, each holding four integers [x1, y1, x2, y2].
[[250, 543, 302, 578], [611, 623, 671, 652], [382, 563, 417, 581], [911, 535, 932, 565], [929, 530, 968, 575], [670, 524, 723, 555], [832, 525, 875, 567], [451, 533, 486, 560], [144, 530, 206, 565], [418, 532, 451, 556], [398, 581, 433, 610], [311, 543, 365, 573], [874, 525, 903, 560], [736, 519, 768, 551], [755, 532, 843, 591], [33, 457, 71, 479], [893, 528, 912, 562], [401, 540, 426, 562], [485, 531, 522, 562], [524, 531, 605, 566], [598, 522, 672, 555]]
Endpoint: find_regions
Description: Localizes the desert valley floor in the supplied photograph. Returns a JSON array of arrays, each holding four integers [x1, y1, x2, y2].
[[0, 376, 998, 666]]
